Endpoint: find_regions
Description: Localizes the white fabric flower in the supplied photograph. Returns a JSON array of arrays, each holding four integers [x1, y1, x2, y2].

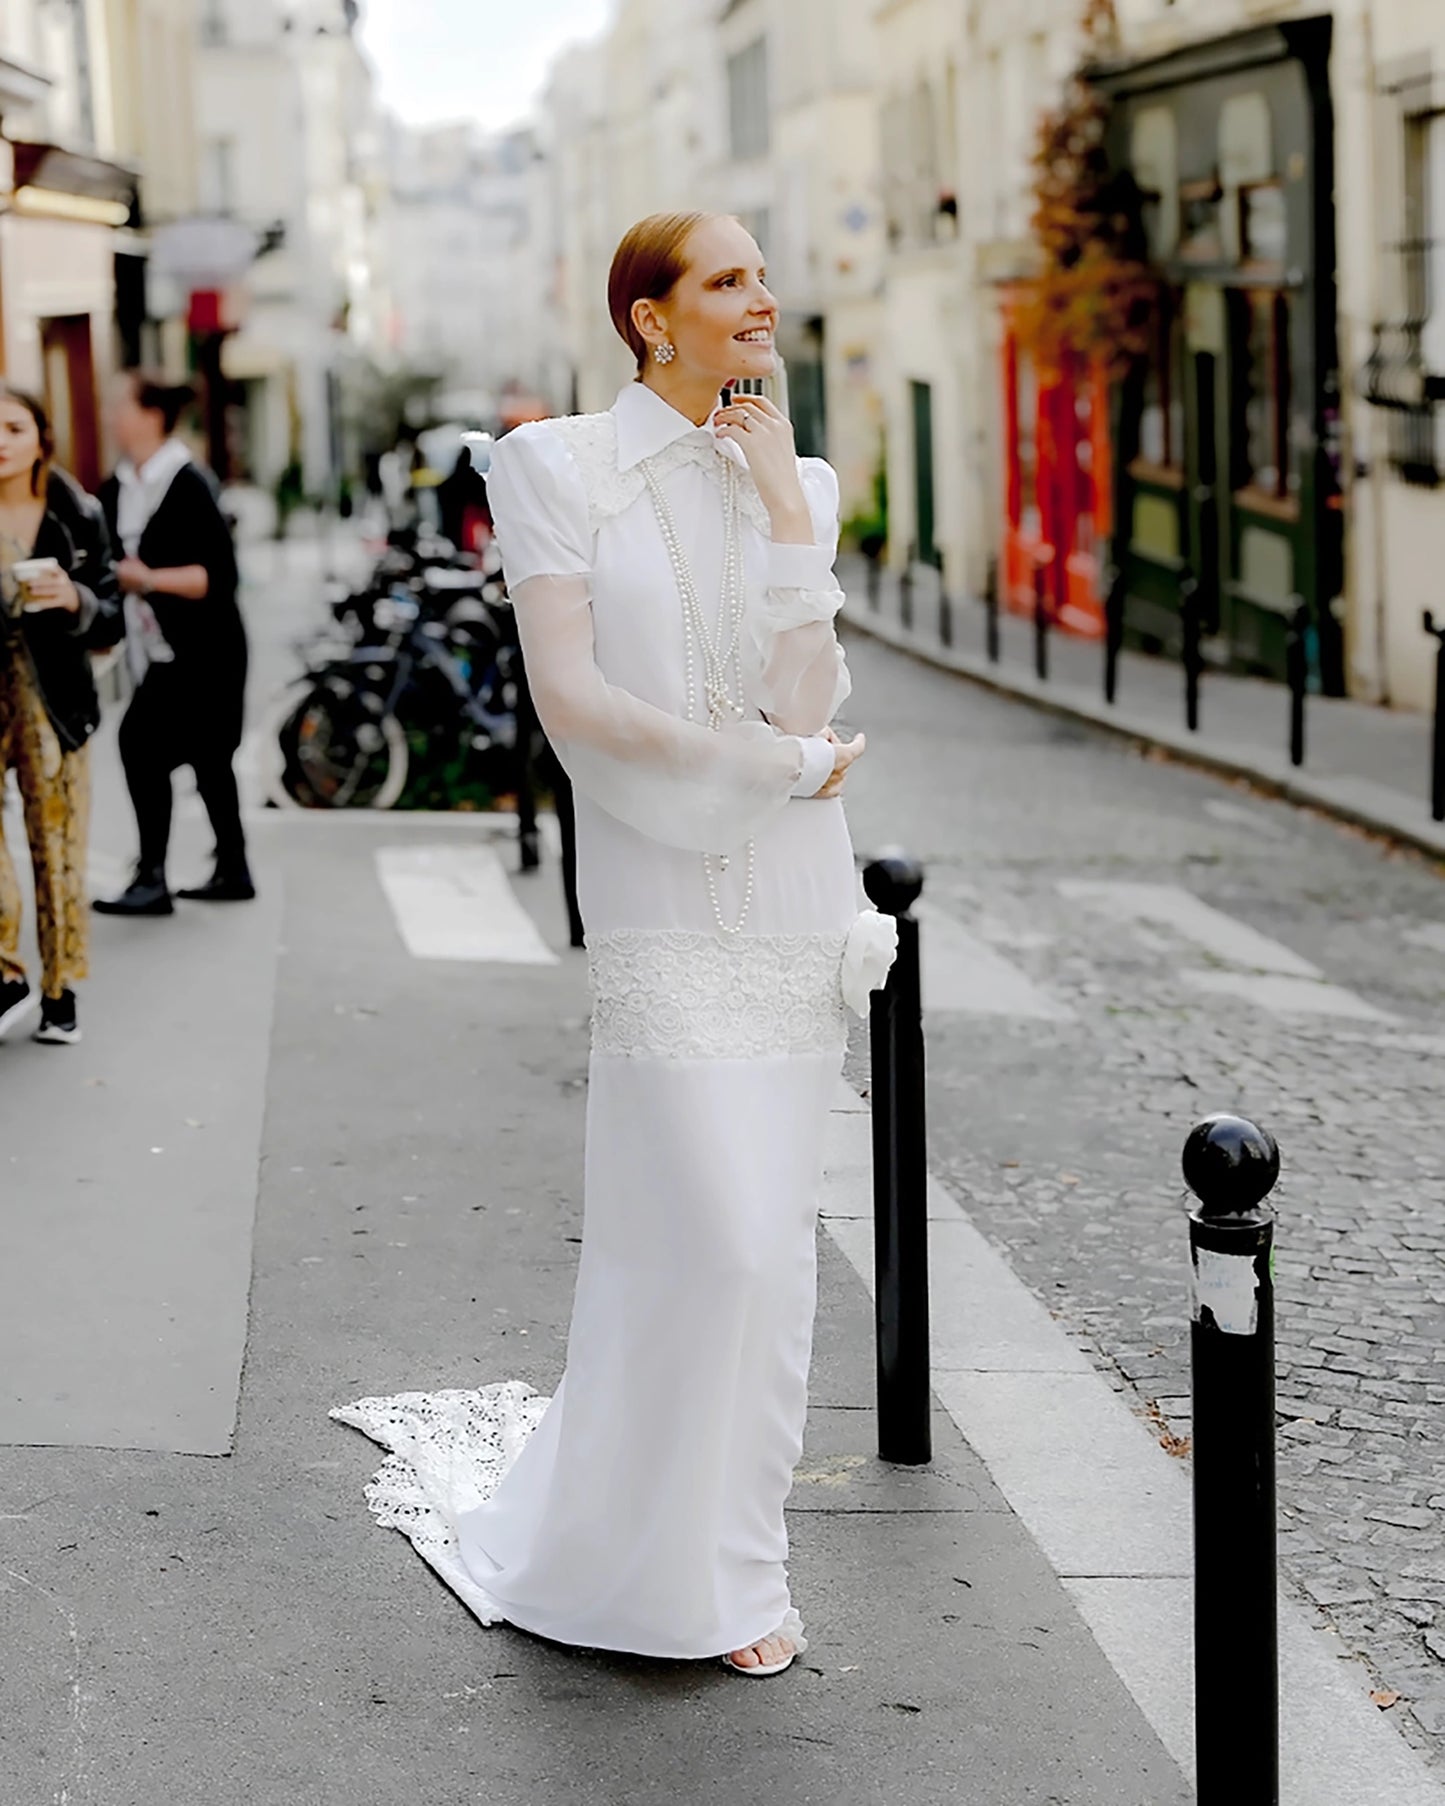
[[841, 908, 899, 1017]]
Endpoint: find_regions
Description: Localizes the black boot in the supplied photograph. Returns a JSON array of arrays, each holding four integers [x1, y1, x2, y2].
[[94, 865, 173, 917], [177, 864, 256, 903]]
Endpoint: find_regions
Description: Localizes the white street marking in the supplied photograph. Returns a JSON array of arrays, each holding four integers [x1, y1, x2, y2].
[[1184, 969, 1396, 1022], [376, 844, 558, 964], [1058, 880, 1395, 1023], [1057, 880, 1322, 976], [915, 898, 1073, 1020]]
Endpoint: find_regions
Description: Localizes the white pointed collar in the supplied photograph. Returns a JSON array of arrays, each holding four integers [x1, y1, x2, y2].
[[612, 379, 730, 473]]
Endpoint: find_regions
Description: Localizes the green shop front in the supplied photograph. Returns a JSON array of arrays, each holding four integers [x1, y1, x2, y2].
[[1096, 17, 1345, 694]]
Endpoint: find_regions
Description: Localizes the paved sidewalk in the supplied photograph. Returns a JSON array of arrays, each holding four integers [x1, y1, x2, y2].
[[837, 554, 1444, 863], [1, 744, 1191, 1803]]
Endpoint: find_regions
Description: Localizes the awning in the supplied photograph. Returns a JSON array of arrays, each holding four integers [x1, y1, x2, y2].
[[151, 215, 262, 286], [7, 139, 137, 226]]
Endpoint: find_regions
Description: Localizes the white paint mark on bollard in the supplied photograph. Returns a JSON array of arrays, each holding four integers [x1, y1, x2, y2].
[[376, 844, 558, 964]]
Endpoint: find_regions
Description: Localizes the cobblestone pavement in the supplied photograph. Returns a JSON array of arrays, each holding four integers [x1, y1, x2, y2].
[[838, 626, 1445, 1765]]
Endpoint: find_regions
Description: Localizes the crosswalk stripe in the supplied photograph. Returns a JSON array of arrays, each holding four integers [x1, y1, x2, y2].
[[915, 897, 1073, 1020], [376, 843, 559, 964], [1057, 879, 1323, 977], [1057, 879, 1392, 1022]]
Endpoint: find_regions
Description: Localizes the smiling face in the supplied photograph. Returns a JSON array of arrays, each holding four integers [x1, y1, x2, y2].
[[0, 396, 44, 494], [633, 215, 778, 387]]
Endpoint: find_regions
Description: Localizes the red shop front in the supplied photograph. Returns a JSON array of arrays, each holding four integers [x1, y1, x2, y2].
[[998, 291, 1111, 639]]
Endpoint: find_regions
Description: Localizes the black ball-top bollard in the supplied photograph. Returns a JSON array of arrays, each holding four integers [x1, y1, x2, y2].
[[1425, 610, 1445, 822], [1184, 1113, 1281, 1806], [862, 852, 931, 1466]]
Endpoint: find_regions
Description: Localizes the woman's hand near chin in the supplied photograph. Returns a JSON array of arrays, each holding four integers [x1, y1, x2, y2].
[[712, 394, 813, 542]]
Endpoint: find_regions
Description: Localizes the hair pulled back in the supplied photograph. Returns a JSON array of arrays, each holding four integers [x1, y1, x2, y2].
[[607, 211, 720, 374]]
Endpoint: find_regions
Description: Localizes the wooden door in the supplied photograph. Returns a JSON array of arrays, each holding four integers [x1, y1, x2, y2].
[[40, 315, 100, 492]]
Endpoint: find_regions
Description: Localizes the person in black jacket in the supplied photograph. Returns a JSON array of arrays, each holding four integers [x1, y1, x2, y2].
[[94, 372, 253, 916], [0, 385, 122, 1047]]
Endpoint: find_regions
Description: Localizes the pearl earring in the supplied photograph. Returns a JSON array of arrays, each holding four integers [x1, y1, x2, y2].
[[654, 341, 676, 365]]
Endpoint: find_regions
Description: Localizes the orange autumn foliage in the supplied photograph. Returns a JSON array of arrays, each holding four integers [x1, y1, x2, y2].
[[1016, 0, 1157, 381]]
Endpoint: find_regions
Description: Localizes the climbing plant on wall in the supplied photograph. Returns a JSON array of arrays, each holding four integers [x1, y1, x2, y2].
[[1016, 0, 1157, 380]]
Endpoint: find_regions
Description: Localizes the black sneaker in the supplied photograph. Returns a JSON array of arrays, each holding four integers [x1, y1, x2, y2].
[[0, 978, 39, 1042], [94, 867, 173, 916], [33, 989, 80, 1046]]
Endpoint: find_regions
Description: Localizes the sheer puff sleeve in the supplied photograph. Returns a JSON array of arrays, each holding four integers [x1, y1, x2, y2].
[[743, 456, 852, 736], [487, 422, 832, 856]]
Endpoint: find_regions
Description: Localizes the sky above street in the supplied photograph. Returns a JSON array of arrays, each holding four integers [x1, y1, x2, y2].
[[356, 0, 614, 132]]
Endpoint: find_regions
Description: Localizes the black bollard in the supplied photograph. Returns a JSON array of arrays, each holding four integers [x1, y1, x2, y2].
[[985, 555, 1001, 665], [513, 669, 541, 872], [1033, 549, 1051, 682], [865, 546, 882, 611], [937, 552, 953, 650], [1184, 1113, 1281, 1806], [1103, 558, 1126, 705], [899, 543, 916, 632], [1425, 611, 1445, 822], [1182, 577, 1203, 733], [1286, 597, 1308, 768], [862, 853, 931, 1467]]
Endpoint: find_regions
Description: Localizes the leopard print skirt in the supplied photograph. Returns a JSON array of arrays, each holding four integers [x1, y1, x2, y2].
[[0, 653, 91, 997]]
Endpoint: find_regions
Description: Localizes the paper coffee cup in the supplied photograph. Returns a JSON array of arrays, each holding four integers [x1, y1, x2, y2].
[[13, 556, 61, 610]]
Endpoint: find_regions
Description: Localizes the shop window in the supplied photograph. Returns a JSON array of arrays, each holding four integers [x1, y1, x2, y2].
[[1179, 176, 1224, 264], [1219, 93, 1274, 190], [727, 38, 771, 162], [1131, 107, 1179, 260], [1137, 292, 1185, 475], [1365, 59, 1445, 485], [1231, 288, 1295, 513], [1239, 182, 1288, 271]]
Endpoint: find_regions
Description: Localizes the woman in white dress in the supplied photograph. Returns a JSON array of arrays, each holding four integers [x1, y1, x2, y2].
[[333, 212, 895, 1677]]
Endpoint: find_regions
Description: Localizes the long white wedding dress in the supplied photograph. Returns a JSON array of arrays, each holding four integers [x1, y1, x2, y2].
[[332, 379, 894, 1660]]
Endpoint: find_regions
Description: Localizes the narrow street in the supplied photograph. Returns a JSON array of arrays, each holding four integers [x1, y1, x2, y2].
[[839, 623, 1445, 1760], [1, 540, 1442, 1799]]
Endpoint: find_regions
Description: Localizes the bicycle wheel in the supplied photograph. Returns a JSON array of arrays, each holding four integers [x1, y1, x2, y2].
[[278, 678, 409, 809]]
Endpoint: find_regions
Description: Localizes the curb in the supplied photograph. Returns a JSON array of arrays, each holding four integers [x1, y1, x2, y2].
[[840, 599, 1445, 867], [817, 1081, 1445, 1802]]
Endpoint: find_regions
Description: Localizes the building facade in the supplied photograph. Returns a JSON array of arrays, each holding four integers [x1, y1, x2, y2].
[[192, 0, 382, 494], [0, 0, 145, 489]]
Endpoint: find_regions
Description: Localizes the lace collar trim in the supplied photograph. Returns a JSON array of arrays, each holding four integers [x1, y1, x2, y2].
[[549, 410, 771, 536]]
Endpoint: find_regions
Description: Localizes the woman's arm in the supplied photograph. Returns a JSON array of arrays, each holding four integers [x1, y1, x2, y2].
[[144, 564, 210, 600], [64, 487, 122, 645], [491, 424, 837, 854], [745, 458, 852, 736]]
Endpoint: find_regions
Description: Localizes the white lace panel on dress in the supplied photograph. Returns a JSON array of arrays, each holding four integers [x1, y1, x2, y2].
[[589, 930, 849, 1059]]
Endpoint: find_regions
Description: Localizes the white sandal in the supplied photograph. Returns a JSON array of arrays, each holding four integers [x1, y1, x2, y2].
[[720, 1608, 807, 1677]]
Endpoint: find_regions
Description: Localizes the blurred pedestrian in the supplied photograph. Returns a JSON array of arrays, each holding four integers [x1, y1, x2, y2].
[[435, 444, 491, 556], [0, 385, 122, 1046], [94, 373, 253, 916]]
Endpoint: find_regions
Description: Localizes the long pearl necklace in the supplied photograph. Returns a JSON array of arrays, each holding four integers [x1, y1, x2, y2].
[[642, 453, 757, 937]]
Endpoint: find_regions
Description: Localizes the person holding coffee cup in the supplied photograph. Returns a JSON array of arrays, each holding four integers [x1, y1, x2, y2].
[[0, 385, 122, 1047]]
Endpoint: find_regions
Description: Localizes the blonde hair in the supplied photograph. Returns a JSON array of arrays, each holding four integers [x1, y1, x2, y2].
[[607, 211, 721, 373]]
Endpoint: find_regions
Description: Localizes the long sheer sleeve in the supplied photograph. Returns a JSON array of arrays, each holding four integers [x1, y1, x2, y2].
[[743, 457, 852, 735], [488, 423, 828, 856]]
